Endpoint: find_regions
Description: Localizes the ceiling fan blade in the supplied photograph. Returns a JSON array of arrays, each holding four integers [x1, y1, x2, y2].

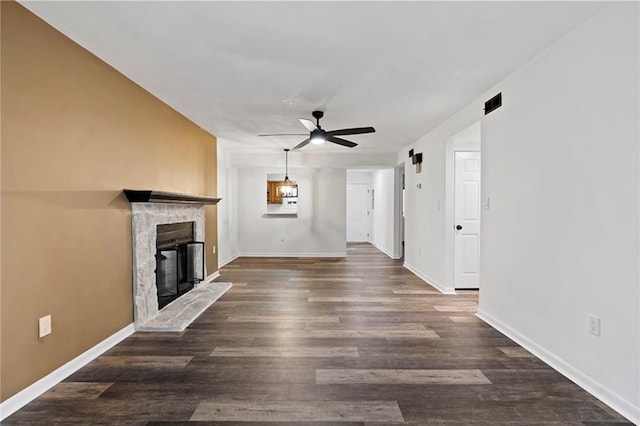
[[327, 135, 357, 148], [293, 138, 311, 150], [299, 118, 317, 132], [327, 126, 375, 136], [258, 133, 308, 137]]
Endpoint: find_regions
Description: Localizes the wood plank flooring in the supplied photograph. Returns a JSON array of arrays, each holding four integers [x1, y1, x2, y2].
[[4, 243, 631, 425]]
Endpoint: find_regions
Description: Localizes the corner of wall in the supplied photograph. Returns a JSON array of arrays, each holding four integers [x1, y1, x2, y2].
[[403, 262, 456, 294]]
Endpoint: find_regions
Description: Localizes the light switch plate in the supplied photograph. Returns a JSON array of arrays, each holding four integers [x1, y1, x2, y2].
[[588, 315, 601, 336], [39, 315, 52, 338], [483, 197, 490, 209]]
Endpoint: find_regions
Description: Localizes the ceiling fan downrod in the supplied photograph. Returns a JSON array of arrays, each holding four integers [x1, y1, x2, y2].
[[312, 110, 324, 128]]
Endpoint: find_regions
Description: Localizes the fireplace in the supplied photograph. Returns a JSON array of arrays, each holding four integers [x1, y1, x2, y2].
[[129, 202, 206, 327], [123, 189, 221, 329], [155, 222, 204, 309]]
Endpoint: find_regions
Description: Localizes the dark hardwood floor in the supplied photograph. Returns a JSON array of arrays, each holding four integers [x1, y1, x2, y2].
[[4, 244, 630, 425]]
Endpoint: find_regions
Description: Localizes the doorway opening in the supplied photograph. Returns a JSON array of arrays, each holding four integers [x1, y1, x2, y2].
[[346, 170, 372, 243]]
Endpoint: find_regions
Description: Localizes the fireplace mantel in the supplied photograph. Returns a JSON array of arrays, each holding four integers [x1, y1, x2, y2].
[[123, 189, 221, 205]]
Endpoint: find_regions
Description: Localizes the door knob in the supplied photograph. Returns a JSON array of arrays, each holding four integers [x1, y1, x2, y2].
[[456, 225, 463, 230]]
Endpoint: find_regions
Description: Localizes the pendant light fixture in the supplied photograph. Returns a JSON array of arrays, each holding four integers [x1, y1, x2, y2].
[[280, 148, 298, 198]]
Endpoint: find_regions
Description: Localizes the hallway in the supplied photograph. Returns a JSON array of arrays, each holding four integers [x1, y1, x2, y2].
[[4, 244, 630, 424]]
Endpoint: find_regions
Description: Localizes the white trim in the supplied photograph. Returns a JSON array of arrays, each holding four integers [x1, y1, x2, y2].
[[372, 242, 400, 260], [237, 252, 347, 258], [218, 254, 239, 268], [0, 323, 135, 421], [393, 163, 405, 261], [403, 262, 456, 294], [476, 309, 639, 425], [204, 270, 220, 283]]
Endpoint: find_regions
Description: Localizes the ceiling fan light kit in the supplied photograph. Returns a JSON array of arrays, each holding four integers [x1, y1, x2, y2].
[[259, 110, 375, 150], [310, 129, 327, 145]]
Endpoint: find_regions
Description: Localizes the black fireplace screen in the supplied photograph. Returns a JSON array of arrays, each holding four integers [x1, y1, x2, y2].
[[155, 222, 204, 310], [156, 248, 178, 299]]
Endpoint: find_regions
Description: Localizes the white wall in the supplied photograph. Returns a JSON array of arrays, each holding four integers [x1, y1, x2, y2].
[[479, 5, 639, 421], [399, 3, 639, 421], [236, 167, 347, 256], [371, 169, 396, 258], [346, 170, 372, 186], [216, 139, 239, 267], [229, 151, 396, 169], [399, 114, 453, 292]]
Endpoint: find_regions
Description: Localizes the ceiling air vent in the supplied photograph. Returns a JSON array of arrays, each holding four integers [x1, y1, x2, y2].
[[484, 93, 502, 115]]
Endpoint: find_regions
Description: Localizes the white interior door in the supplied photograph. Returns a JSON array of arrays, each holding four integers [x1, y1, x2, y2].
[[454, 151, 481, 288], [346, 183, 369, 242]]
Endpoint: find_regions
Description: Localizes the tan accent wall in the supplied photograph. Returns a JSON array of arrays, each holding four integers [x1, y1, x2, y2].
[[0, 2, 218, 400], [204, 137, 218, 275]]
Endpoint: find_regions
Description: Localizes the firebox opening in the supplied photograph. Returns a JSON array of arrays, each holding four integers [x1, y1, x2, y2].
[[155, 222, 204, 310]]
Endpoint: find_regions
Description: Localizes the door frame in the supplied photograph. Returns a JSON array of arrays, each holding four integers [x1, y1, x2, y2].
[[445, 122, 482, 290], [393, 163, 405, 259]]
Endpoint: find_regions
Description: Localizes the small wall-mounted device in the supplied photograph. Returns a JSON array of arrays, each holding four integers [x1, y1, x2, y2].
[[39, 314, 52, 338], [408, 149, 414, 158], [484, 92, 502, 115]]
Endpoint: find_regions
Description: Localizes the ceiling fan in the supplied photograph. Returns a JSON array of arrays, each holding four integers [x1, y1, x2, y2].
[[259, 110, 375, 150]]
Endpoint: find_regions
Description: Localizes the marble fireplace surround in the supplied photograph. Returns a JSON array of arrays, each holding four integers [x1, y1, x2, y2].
[[124, 190, 223, 331]]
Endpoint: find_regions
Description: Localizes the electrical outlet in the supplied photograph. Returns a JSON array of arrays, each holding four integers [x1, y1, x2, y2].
[[212, 245, 216, 254], [588, 315, 601, 336], [39, 315, 52, 338]]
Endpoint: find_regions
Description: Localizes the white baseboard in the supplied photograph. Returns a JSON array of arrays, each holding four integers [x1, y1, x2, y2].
[[0, 323, 135, 421], [204, 270, 220, 283], [218, 254, 239, 268], [237, 252, 347, 258], [476, 308, 639, 425], [403, 262, 456, 294], [372, 242, 401, 260]]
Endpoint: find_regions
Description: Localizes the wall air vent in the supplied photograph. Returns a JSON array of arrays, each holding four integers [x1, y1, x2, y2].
[[484, 92, 502, 115]]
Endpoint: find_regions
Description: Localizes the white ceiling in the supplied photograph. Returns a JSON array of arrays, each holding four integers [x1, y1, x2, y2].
[[21, 1, 604, 155]]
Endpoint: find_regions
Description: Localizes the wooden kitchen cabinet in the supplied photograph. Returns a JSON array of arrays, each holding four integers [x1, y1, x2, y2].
[[267, 180, 297, 204], [267, 181, 283, 204]]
